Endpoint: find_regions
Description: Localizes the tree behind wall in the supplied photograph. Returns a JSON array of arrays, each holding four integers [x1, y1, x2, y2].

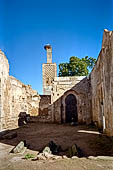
[[59, 56, 96, 77]]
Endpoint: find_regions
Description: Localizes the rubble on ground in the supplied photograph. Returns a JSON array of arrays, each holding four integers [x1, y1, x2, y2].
[[36, 141, 82, 160], [11, 141, 27, 154]]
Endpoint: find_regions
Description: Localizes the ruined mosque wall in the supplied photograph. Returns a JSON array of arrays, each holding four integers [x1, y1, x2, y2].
[[50, 77, 92, 124], [39, 95, 51, 116], [0, 51, 40, 130], [50, 29, 113, 135], [51, 76, 85, 104], [9, 76, 40, 117], [91, 30, 113, 136], [1, 29, 113, 137], [0, 50, 9, 130]]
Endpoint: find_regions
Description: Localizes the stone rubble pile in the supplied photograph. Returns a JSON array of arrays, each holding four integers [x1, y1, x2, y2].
[[9, 140, 83, 160], [36, 141, 82, 160]]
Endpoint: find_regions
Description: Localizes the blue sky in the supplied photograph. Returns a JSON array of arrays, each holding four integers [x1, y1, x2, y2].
[[0, 0, 113, 94]]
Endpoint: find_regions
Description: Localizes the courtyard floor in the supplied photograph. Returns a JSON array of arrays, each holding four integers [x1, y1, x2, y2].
[[0, 123, 113, 170]]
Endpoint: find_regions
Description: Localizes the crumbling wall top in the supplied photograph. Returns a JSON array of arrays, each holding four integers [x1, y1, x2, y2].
[[102, 29, 113, 48]]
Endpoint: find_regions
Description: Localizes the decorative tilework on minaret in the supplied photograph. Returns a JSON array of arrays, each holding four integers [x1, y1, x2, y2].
[[42, 44, 57, 95]]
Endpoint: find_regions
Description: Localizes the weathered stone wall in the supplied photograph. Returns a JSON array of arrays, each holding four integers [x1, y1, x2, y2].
[[39, 95, 51, 116], [51, 76, 85, 104], [0, 51, 40, 130], [50, 29, 113, 137], [0, 50, 9, 130], [49, 77, 92, 124], [91, 30, 113, 136], [9, 76, 40, 116], [2, 76, 40, 130]]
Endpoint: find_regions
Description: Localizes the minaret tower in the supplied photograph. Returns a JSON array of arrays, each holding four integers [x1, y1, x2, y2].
[[44, 44, 52, 63], [42, 44, 57, 95]]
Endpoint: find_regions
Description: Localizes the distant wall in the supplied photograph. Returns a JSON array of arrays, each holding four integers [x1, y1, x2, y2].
[[49, 77, 92, 124], [39, 95, 51, 116], [51, 76, 85, 104]]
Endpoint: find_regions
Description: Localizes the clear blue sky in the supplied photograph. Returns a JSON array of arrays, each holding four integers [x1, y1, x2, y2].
[[0, 0, 113, 94]]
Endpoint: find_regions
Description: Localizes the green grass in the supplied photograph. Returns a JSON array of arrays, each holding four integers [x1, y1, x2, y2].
[[24, 153, 35, 160]]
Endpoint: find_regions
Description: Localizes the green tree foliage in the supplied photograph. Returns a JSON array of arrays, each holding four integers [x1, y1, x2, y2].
[[59, 56, 96, 77]]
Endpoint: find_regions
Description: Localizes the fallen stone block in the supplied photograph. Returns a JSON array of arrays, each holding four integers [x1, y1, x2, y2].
[[43, 152, 53, 159], [37, 141, 63, 160], [88, 156, 97, 160], [71, 156, 78, 159], [42, 146, 52, 154], [68, 144, 78, 157], [62, 155, 69, 159], [11, 141, 26, 154], [52, 155, 62, 160], [37, 153, 46, 160], [68, 144, 83, 158]]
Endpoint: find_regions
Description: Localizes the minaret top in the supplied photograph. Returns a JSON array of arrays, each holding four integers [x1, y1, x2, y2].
[[44, 44, 52, 50], [44, 44, 52, 63]]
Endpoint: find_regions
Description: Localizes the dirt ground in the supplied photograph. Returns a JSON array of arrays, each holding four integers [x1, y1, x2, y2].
[[0, 123, 113, 170]]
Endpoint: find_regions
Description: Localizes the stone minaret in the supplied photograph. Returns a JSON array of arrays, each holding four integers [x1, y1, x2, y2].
[[42, 44, 57, 95]]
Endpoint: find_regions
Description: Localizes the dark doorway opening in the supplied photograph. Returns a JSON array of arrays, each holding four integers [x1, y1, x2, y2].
[[65, 94, 78, 123]]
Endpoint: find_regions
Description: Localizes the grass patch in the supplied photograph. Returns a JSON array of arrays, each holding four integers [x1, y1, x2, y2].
[[24, 153, 35, 160]]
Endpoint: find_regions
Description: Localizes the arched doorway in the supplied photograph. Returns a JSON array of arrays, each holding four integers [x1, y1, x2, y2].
[[65, 94, 78, 123]]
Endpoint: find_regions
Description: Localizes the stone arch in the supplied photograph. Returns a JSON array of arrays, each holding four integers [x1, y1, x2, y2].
[[65, 94, 78, 123], [61, 90, 79, 123]]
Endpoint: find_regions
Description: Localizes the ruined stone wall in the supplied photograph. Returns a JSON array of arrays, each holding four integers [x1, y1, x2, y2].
[[1, 29, 113, 137], [39, 95, 51, 116], [0, 51, 40, 130], [2, 75, 40, 130], [91, 30, 113, 136], [9, 76, 40, 116], [50, 29, 113, 137], [0, 50, 9, 130], [51, 76, 85, 104], [71, 77, 92, 124], [49, 77, 92, 124]]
